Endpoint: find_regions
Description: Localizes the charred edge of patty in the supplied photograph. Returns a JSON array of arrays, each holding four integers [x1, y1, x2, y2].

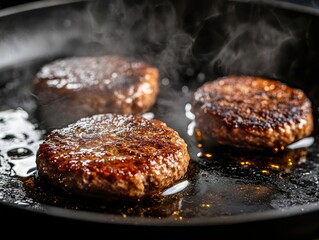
[[33, 56, 160, 129], [191, 76, 314, 149], [36, 114, 190, 200]]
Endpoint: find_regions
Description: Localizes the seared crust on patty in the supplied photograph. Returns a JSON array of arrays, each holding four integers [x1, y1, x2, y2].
[[36, 113, 190, 200], [33, 55, 159, 130], [192, 75, 314, 149]]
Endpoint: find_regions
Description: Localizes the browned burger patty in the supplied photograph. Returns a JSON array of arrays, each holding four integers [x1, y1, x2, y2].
[[36, 113, 190, 200], [33, 55, 159, 130], [192, 75, 314, 149]]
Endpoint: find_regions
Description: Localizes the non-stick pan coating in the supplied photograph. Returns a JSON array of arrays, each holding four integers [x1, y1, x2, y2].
[[1, 0, 319, 239]]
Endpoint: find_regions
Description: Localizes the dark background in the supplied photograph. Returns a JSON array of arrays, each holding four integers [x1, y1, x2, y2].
[[0, 0, 38, 8]]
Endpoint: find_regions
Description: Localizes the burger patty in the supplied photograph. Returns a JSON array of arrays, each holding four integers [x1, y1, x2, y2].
[[191, 75, 314, 149], [33, 55, 159, 130], [36, 113, 190, 200]]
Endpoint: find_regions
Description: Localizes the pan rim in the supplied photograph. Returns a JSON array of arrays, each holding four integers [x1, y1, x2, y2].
[[1, 199, 319, 226], [0, 0, 90, 18], [1, 0, 319, 19], [230, 0, 319, 17]]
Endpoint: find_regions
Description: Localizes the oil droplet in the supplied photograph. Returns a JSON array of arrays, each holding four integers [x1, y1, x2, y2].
[[240, 161, 252, 166], [185, 103, 195, 120], [287, 137, 314, 149], [161, 180, 189, 196], [161, 78, 170, 86], [200, 203, 212, 208], [2, 134, 15, 140], [194, 129, 202, 140], [197, 72, 205, 82], [274, 146, 286, 153], [181, 85, 189, 93], [187, 120, 195, 136], [197, 152, 213, 158], [269, 164, 280, 170], [172, 211, 179, 215], [7, 147, 33, 159], [9, 155, 37, 177], [261, 170, 270, 174], [142, 112, 154, 119]]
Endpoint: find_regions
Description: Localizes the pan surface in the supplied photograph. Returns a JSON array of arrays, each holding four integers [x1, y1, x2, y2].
[[1, 0, 319, 238]]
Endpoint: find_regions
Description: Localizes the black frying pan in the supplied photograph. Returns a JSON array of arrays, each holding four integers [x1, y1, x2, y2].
[[1, 0, 319, 239]]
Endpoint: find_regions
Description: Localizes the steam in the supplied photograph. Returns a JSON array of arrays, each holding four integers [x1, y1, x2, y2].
[[0, 4, 98, 69], [86, 0, 198, 81], [86, 0, 306, 85], [0, 0, 311, 87], [208, 18, 297, 79]]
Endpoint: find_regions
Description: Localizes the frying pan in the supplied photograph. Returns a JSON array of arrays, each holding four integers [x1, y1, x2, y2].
[[1, 0, 319, 239]]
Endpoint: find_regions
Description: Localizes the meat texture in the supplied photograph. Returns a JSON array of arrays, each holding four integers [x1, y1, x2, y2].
[[36, 113, 190, 200], [192, 75, 314, 149], [33, 55, 159, 130]]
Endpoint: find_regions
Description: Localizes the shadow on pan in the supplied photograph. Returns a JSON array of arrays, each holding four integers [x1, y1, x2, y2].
[[1, 0, 319, 239]]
